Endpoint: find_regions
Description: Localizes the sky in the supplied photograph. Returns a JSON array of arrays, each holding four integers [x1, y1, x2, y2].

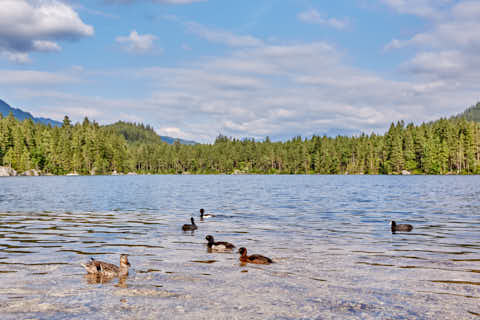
[[1, 0, 479, 143]]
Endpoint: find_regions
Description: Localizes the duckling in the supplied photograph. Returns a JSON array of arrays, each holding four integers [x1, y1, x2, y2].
[[391, 221, 413, 233], [238, 247, 273, 265], [182, 217, 198, 231], [200, 208, 215, 220], [205, 235, 235, 251], [81, 254, 130, 277]]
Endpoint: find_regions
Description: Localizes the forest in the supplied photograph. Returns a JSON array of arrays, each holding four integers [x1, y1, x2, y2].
[[1, 102, 480, 175]]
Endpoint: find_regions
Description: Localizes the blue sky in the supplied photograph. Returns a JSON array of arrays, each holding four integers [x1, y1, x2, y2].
[[1, 0, 479, 142]]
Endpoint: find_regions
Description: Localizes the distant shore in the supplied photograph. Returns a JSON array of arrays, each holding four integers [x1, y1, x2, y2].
[[1, 166, 475, 177]]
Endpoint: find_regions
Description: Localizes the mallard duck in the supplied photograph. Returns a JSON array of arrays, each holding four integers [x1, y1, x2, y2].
[[238, 247, 273, 264], [391, 221, 413, 233], [81, 254, 130, 277], [182, 217, 198, 231], [206, 235, 235, 251], [200, 208, 215, 220]]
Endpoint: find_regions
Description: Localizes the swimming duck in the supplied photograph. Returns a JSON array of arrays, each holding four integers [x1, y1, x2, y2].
[[391, 221, 413, 233], [81, 254, 130, 277], [182, 217, 198, 231], [200, 208, 215, 220], [238, 247, 273, 264], [205, 235, 235, 251]]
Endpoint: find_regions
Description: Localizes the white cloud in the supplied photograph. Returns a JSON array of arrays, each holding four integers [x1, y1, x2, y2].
[[0, 69, 79, 85], [298, 9, 348, 29], [406, 51, 465, 76], [33, 40, 61, 52], [381, 0, 454, 18], [116, 30, 158, 53], [105, 0, 205, 4], [385, 20, 480, 50], [157, 127, 187, 138], [185, 22, 264, 47], [3, 52, 31, 64], [155, 0, 205, 3], [0, 0, 93, 63], [384, 0, 480, 83], [452, 1, 480, 19]]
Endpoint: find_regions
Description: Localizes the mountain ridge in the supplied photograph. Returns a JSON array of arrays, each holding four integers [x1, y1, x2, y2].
[[0, 98, 197, 145], [455, 102, 480, 122], [104, 121, 197, 145], [0, 99, 62, 127]]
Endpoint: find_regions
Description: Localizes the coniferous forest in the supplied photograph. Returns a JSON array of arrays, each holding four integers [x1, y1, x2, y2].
[[1, 103, 480, 175]]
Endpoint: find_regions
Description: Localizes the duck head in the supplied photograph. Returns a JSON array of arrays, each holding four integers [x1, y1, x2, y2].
[[205, 235, 214, 244], [238, 247, 247, 256], [120, 254, 131, 267]]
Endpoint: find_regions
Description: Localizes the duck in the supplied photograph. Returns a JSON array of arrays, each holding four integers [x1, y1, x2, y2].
[[205, 235, 235, 251], [81, 254, 130, 277], [391, 221, 413, 233], [238, 247, 273, 265], [182, 217, 198, 231], [200, 208, 215, 220]]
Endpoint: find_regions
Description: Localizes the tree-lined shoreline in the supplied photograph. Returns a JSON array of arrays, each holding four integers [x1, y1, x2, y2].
[[1, 104, 480, 175]]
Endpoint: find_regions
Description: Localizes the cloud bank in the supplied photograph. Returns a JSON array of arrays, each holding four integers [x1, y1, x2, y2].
[[298, 9, 348, 29], [0, 0, 93, 63], [384, 0, 480, 85], [104, 0, 205, 4]]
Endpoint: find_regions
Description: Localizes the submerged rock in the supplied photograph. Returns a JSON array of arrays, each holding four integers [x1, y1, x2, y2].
[[0, 166, 17, 176], [20, 169, 41, 176]]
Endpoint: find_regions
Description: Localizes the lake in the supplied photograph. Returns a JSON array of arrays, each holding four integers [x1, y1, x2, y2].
[[0, 175, 479, 319]]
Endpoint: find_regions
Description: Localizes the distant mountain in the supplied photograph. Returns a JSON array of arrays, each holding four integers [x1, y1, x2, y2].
[[0, 100, 196, 145], [455, 102, 480, 122], [0, 98, 62, 127], [104, 121, 197, 145], [158, 135, 197, 145]]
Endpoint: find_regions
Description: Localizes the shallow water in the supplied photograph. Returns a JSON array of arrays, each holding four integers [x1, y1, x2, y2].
[[0, 175, 479, 319]]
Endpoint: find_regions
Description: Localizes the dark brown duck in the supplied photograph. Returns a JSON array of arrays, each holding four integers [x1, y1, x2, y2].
[[238, 247, 273, 264], [205, 235, 235, 251], [391, 221, 413, 233], [182, 217, 198, 231], [200, 208, 215, 220]]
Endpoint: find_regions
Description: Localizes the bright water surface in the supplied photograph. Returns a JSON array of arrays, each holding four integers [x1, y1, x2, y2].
[[0, 175, 479, 319]]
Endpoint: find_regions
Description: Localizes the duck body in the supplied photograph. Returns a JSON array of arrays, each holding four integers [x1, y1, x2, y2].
[[238, 247, 273, 264], [206, 235, 235, 251], [81, 254, 130, 277], [391, 221, 413, 233], [200, 208, 215, 220], [182, 217, 198, 231]]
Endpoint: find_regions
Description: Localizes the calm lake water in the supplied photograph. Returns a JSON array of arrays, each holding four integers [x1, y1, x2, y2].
[[0, 175, 479, 319]]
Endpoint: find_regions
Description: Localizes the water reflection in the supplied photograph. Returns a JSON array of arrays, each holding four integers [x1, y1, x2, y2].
[[84, 274, 118, 285]]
